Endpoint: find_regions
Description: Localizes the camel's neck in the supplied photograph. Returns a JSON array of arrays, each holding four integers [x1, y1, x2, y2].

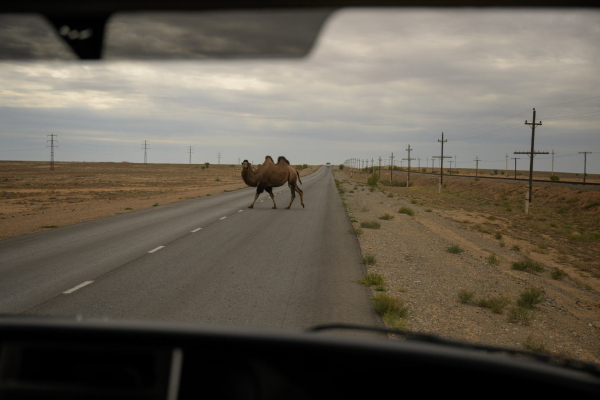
[[242, 167, 259, 187]]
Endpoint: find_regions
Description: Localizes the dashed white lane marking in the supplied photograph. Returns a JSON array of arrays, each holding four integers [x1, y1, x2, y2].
[[149, 246, 165, 253], [220, 216, 227, 220], [63, 281, 94, 294], [238, 210, 243, 212], [191, 228, 202, 232], [260, 200, 264, 202]]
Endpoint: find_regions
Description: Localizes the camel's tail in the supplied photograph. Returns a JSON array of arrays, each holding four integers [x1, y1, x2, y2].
[[296, 170, 302, 185]]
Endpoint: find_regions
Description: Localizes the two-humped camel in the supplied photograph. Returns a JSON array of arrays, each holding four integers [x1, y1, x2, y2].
[[241, 156, 304, 209]]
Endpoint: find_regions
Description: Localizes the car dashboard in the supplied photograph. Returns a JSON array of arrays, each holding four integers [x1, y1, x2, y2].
[[0, 318, 598, 399]]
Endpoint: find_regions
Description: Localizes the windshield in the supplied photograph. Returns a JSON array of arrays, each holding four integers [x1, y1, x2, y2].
[[0, 8, 598, 367]]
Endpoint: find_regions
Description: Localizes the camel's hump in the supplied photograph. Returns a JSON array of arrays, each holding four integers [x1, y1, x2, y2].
[[277, 156, 290, 165]]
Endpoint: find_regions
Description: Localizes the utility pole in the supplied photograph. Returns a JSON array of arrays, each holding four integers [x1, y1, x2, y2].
[[511, 157, 520, 179], [505, 154, 509, 177], [390, 152, 395, 181], [218, 152, 221, 165], [142, 140, 149, 165], [417, 158, 421, 170], [46, 134, 58, 170], [551, 150, 555, 176], [579, 152, 592, 183], [403, 144, 415, 187], [448, 161, 453, 175], [188, 146, 194, 164], [474, 156, 480, 177], [454, 155, 457, 175], [371, 158, 374, 172], [515, 108, 546, 203], [378, 156, 382, 178], [433, 133, 451, 185], [426, 158, 429, 173]]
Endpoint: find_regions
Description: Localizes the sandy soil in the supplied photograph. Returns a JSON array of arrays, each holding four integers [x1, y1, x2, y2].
[[0, 161, 318, 240], [334, 167, 599, 365]]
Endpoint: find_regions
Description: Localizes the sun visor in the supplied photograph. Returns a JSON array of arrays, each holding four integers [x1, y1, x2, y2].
[[0, 10, 332, 60]]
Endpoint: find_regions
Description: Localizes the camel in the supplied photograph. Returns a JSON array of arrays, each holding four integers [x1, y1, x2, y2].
[[241, 156, 304, 209]]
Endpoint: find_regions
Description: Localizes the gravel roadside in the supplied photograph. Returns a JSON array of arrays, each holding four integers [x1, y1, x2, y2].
[[334, 169, 599, 365]]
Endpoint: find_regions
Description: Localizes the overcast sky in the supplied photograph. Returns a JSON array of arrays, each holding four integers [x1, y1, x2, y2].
[[1, 8, 599, 173]]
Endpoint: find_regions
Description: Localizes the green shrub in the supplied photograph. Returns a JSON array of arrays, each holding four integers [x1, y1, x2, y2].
[[549, 175, 559, 181], [517, 287, 544, 309], [524, 335, 546, 352], [362, 253, 377, 265], [379, 213, 394, 220], [446, 244, 465, 254], [508, 307, 533, 325], [551, 269, 568, 280], [486, 253, 500, 266], [361, 220, 381, 229], [367, 173, 380, 186], [478, 296, 510, 314], [458, 290, 475, 304], [512, 259, 544, 273], [339, 164, 344, 170], [356, 273, 384, 286], [371, 293, 410, 329], [398, 207, 415, 216]]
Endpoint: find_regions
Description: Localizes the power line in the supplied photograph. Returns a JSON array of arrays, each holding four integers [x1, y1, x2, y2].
[[537, 95, 600, 109], [543, 110, 600, 121]]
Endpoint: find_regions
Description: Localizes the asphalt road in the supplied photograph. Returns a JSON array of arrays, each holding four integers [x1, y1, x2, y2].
[[0, 166, 381, 331]]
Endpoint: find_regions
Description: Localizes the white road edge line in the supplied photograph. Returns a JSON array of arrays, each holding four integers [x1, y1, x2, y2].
[[63, 281, 94, 294], [191, 228, 202, 232], [149, 246, 165, 253], [220, 216, 227, 220]]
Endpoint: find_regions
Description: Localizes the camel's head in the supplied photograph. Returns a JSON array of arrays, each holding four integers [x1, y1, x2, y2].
[[241, 160, 250, 169]]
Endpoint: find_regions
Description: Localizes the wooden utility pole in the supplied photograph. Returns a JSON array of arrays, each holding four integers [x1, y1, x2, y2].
[[551, 150, 555, 176], [515, 108, 546, 203], [474, 156, 480, 177], [505, 154, 509, 177], [378, 156, 382, 178], [46, 134, 58, 170], [511, 157, 520, 179], [433, 133, 451, 185], [403, 144, 415, 187], [417, 158, 421, 170], [448, 161, 453, 175], [189, 146, 194, 164], [579, 152, 593, 183], [390, 152, 395, 181], [218, 152, 221, 165]]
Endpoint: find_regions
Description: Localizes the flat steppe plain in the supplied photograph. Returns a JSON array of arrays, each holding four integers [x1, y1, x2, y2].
[[0, 161, 318, 239]]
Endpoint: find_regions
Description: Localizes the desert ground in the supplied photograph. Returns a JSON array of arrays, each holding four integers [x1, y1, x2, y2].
[[0, 161, 318, 239], [334, 166, 599, 364]]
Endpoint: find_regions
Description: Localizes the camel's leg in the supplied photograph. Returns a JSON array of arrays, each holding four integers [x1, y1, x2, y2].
[[295, 184, 305, 208], [265, 187, 277, 209], [249, 186, 263, 208], [285, 183, 296, 209]]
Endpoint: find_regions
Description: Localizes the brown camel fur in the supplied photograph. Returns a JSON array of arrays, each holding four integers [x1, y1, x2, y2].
[[241, 156, 304, 209]]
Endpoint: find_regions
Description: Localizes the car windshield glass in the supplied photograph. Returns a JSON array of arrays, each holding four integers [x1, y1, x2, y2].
[[0, 8, 598, 367]]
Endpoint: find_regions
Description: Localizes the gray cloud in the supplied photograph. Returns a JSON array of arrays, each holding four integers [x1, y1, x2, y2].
[[0, 9, 599, 172]]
